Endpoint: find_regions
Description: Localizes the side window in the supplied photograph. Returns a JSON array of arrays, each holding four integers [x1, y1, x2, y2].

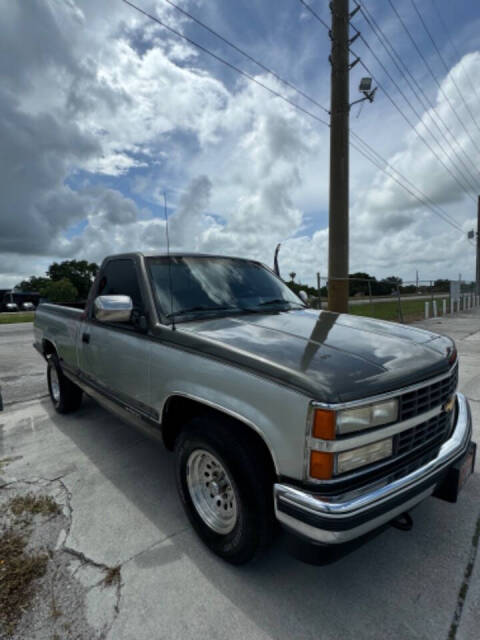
[[97, 259, 144, 315]]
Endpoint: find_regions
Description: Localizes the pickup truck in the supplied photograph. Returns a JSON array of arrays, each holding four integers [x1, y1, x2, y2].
[[34, 252, 476, 564]]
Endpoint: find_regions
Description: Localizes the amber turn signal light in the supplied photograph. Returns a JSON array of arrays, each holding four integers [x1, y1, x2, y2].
[[310, 451, 334, 480], [312, 409, 336, 440]]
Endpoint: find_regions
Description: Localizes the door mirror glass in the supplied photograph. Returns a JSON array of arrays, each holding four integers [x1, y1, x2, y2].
[[94, 295, 133, 323]]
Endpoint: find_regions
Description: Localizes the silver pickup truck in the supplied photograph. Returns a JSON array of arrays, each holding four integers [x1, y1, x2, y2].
[[34, 252, 476, 564]]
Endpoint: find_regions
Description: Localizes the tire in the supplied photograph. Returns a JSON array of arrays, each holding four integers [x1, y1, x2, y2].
[[175, 416, 274, 565], [47, 355, 83, 414]]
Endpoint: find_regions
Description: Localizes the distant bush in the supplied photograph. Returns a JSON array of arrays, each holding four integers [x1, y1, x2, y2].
[[40, 278, 78, 303]]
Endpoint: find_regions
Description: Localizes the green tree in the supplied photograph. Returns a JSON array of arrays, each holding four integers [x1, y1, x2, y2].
[[348, 272, 373, 297], [289, 272, 296, 282], [16, 276, 51, 292], [40, 278, 78, 303], [47, 260, 98, 300]]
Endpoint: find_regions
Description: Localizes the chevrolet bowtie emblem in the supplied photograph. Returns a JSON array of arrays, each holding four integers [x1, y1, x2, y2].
[[443, 396, 455, 413]]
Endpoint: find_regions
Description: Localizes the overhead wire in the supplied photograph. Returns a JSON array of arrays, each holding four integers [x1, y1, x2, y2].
[[350, 131, 475, 242], [387, 0, 480, 159], [297, 0, 477, 213], [121, 0, 473, 244], [431, 0, 480, 107], [355, 2, 480, 191], [296, 0, 330, 31], [120, 0, 330, 128], [349, 41, 478, 200], [410, 0, 480, 138], [162, 0, 329, 114]]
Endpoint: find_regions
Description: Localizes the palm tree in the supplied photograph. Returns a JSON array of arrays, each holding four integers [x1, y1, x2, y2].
[[289, 272, 296, 282]]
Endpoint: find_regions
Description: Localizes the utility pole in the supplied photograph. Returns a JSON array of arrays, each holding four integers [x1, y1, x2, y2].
[[328, 0, 350, 313]]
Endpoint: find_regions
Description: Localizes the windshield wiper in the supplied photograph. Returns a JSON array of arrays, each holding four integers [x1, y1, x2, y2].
[[238, 300, 305, 314], [167, 305, 238, 318], [257, 299, 304, 308]]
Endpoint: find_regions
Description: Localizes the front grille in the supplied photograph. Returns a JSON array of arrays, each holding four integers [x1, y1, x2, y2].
[[399, 365, 458, 421], [395, 410, 453, 458]]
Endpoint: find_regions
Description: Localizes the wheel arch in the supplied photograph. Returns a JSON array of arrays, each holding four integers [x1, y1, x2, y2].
[[42, 338, 57, 359], [161, 393, 279, 477]]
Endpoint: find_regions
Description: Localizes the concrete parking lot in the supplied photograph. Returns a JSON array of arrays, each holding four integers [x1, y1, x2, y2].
[[1, 312, 479, 640]]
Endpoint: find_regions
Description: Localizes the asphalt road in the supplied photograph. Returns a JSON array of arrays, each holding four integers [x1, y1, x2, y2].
[[0, 323, 46, 406], [1, 317, 479, 640]]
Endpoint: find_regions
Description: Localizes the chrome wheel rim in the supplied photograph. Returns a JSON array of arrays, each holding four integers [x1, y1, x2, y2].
[[50, 367, 60, 403], [186, 449, 238, 534]]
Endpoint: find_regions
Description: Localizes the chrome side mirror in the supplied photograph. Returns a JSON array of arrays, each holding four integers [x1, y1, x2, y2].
[[94, 295, 133, 323], [298, 290, 309, 305]]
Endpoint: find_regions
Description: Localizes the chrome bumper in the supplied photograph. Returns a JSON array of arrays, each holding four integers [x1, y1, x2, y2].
[[274, 392, 473, 544]]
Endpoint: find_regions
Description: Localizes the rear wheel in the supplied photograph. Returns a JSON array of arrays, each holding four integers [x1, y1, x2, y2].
[[47, 355, 83, 414], [175, 416, 274, 564]]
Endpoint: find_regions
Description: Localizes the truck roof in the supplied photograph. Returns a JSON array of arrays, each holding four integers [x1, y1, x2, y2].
[[104, 251, 259, 262]]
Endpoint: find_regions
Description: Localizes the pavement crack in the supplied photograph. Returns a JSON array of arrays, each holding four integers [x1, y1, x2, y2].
[[56, 477, 123, 634], [447, 510, 480, 639], [1, 474, 123, 636]]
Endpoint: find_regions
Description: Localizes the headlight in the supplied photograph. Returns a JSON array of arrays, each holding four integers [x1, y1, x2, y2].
[[336, 399, 398, 435], [309, 399, 399, 480], [309, 438, 393, 480], [336, 438, 393, 474], [312, 399, 398, 439]]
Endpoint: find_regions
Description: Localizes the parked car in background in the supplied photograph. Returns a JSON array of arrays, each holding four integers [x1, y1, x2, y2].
[[1, 290, 40, 312], [33, 252, 476, 564]]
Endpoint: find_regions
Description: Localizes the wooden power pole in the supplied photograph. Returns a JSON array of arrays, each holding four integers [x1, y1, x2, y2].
[[328, 0, 350, 313]]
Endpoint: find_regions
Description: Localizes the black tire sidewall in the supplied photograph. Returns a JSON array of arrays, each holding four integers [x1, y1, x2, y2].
[[175, 421, 270, 564], [46, 355, 82, 414], [47, 357, 62, 411]]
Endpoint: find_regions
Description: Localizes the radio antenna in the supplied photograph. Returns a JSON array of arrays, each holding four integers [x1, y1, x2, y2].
[[163, 191, 175, 331]]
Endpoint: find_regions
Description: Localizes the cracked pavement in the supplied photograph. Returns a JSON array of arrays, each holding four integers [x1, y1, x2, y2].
[[1, 315, 479, 640]]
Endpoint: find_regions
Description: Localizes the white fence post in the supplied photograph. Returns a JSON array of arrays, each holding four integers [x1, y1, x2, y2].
[[433, 300, 438, 317], [450, 297, 454, 314], [425, 301, 429, 319], [442, 299, 447, 315]]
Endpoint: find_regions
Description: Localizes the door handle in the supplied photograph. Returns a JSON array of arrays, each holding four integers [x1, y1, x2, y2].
[[82, 332, 90, 344]]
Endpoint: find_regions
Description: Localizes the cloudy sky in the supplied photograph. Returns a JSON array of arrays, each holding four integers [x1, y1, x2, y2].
[[1, 0, 479, 289]]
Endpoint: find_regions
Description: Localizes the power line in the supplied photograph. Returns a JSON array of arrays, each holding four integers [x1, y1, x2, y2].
[[122, 0, 473, 245], [162, 0, 329, 114], [387, 0, 480, 159], [431, 0, 480, 107], [350, 130, 475, 241], [298, 0, 477, 200], [296, 0, 330, 31], [120, 0, 330, 127], [410, 0, 480, 138], [352, 51, 477, 202], [355, 3, 480, 191]]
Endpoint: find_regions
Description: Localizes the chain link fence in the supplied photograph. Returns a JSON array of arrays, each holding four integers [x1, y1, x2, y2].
[[297, 276, 480, 323]]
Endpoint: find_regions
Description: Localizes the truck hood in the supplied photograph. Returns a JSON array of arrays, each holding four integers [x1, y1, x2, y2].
[[178, 309, 455, 402]]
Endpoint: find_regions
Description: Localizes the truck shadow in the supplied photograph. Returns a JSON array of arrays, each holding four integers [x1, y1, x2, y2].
[[43, 395, 478, 640]]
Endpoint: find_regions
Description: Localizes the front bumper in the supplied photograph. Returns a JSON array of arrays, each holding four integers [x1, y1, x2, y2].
[[274, 392, 473, 544]]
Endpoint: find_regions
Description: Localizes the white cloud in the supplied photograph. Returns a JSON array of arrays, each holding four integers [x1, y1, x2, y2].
[[0, 0, 479, 291]]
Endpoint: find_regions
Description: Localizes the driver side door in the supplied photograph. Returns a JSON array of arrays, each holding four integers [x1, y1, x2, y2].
[[78, 257, 151, 412]]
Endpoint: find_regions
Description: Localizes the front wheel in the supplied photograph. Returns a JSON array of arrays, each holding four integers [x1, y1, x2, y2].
[[47, 356, 83, 414], [175, 417, 274, 564]]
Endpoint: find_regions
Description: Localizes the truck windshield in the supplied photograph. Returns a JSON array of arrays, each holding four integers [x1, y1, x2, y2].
[[147, 256, 305, 321]]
